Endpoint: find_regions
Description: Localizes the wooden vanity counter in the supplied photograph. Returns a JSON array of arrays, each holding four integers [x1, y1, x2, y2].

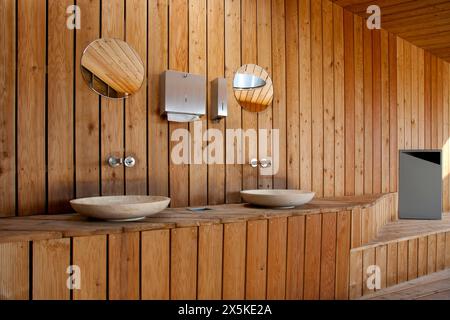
[[0, 193, 397, 300]]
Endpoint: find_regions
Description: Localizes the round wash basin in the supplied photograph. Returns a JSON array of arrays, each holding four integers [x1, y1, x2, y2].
[[240, 189, 315, 208], [70, 195, 171, 222]]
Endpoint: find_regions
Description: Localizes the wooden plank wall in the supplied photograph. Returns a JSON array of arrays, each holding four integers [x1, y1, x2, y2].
[[350, 230, 450, 300], [1, 0, 450, 216], [0, 194, 396, 300]]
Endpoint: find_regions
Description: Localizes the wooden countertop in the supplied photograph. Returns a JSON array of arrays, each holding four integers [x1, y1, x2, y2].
[[0, 193, 392, 243]]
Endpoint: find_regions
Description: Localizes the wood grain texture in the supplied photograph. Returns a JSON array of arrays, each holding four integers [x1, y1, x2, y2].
[[300, 0, 312, 192], [224, 0, 241, 203], [75, 0, 100, 199], [241, 0, 258, 191], [198, 224, 223, 300], [207, 0, 225, 203], [246, 220, 268, 300], [320, 213, 337, 299], [17, 0, 46, 215], [108, 232, 140, 300], [286, 216, 305, 300], [125, 0, 148, 195], [304, 214, 322, 300], [0, 242, 28, 300], [72, 235, 107, 300], [141, 229, 170, 300], [267, 217, 287, 300], [0, 0, 16, 216], [223, 222, 246, 300], [148, 0, 169, 197], [47, 0, 74, 213], [101, 0, 125, 196], [169, 0, 189, 207], [335, 211, 351, 299], [171, 227, 198, 299], [33, 238, 70, 300], [286, 0, 300, 190]]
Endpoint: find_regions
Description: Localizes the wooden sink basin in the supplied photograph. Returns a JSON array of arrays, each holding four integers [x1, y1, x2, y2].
[[240, 189, 315, 208], [70, 195, 171, 222]]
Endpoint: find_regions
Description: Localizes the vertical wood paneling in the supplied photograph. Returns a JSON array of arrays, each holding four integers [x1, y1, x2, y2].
[[224, 0, 242, 203], [427, 234, 437, 274], [407, 238, 418, 280], [0, 0, 16, 216], [207, 0, 225, 203], [375, 245, 387, 289], [349, 250, 362, 299], [418, 236, 428, 277], [17, 0, 46, 215], [286, 0, 300, 190], [304, 214, 322, 300], [323, 0, 335, 197], [0, 242, 29, 300], [387, 242, 398, 287], [198, 224, 223, 300], [148, 0, 169, 197], [320, 213, 337, 300], [300, 0, 312, 192], [169, 0, 189, 207], [101, 0, 125, 196], [334, 3, 345, 197], [257, 0, 273, 189], [108, 232, 140, 300], [344, 10, 355, 196], [171, 227, 198, 300], [389, 34, 398, 193], [141, 229, 170, 300], [404, 42, 412, 150], [354, 16, 364, 196], [397, 38, 405, 152], [286, 216, 305, 300], [436, 232, 446, 271], [397, 240, 408, 283], [335, 211, 351, 299], [125, 0, 147, 195], [223, 222, 246, 300], [267, 217, 287, 300], [189, 0, 207, 205], [272, 0, 286, 189], [381, 30, 390, 193], [362, 247, 375, 296], [246, 220, 268, 300], [75, 0, 100, 199], [241, 0, 258, 191], [363, 26, 373, 195], [33, 238, 70, 300], [312, 0, 324, 197], [446, 232, 450, 269], [47, 0, 74, 213], [73, 235, 107, 300], [372, 30, 382, 193]]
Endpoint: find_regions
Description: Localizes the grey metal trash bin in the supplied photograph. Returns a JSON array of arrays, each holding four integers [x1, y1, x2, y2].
[[398, 150, 442, 220]]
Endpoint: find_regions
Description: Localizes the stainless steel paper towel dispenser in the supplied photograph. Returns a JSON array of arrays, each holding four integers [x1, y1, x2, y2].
[[211, 78, 227, 121], [160, 70, 206, 122]]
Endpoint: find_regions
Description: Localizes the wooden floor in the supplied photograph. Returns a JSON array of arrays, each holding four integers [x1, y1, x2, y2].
[[361, 269, 450, 300], [367, 213, 450, 245]]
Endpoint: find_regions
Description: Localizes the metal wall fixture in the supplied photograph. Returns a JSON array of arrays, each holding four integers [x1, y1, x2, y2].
[[107, 156, 136, 168], [250, 158, 272, 168], [160, 70, 206, 122], [211, 77, 228, 121]]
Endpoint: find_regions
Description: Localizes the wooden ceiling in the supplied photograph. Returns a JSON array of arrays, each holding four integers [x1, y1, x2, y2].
[[332, 0, 450, 62]]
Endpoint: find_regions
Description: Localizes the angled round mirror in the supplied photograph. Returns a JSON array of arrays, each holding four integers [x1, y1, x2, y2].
[[81, 38, 145, 99], [233, 64, 273, 113]]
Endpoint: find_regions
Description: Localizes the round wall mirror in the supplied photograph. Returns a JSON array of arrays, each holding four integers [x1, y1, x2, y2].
[[233, 64, 273, 113], [81, 38, 145, 99]]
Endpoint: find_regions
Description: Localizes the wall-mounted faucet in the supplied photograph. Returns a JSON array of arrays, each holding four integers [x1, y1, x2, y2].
[[107, 156, 136, 168], [250, 158, 272, 169]]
